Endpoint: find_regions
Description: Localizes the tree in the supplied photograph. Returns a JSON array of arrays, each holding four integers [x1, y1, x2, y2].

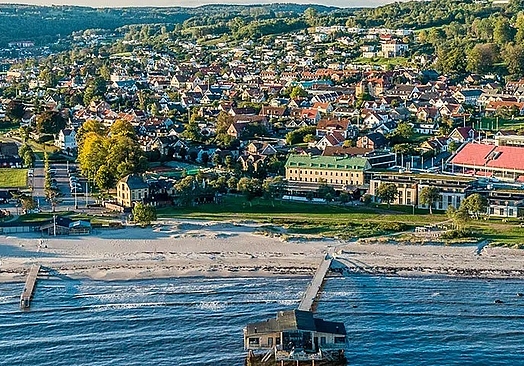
[[237, 177, 262, 206], [448, 140, 460, 154], [36, 111, 66, 135], [493, 18, 514, 46], [19, 144, 35, 167], [419, 186, 440, 214], [132, 202, 157, 226], [317, 181, 336, 203], [78, 132, 108, 180], [466, 43, 499, 74], [20, 195, 37, 212], [461, 193, 488, 219], [263, 176, 285, 205], [395, 122, 414, 140], [376, 183, 398, 208], [6, 100, 25, 122], [76, 119, 106, 150], [95, 165, 115, 192], [446, 206, 469, 229], [504, 44, 524, 77], [110, 119, 136, 138], [175, 175, 198, 206]]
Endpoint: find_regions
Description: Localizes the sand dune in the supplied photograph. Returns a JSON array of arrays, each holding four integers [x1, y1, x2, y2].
[[1, 219, 523, 282]]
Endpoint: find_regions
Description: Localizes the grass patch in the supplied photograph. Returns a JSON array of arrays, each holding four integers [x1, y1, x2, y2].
[[354, 56, 409, 67], [0, 168, 27, 188]]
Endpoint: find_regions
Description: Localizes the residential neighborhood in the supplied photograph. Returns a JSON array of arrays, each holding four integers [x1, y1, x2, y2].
[[0, 3, 523, 224]]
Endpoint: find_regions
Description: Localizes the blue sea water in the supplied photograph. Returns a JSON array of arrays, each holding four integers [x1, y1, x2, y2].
[[0, 275, 523, 366]]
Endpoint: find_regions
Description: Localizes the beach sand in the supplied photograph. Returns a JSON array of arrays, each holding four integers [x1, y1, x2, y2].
[[1, 219, 524, 282]]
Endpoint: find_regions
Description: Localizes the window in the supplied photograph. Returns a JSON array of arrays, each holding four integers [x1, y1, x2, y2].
[[448, 196, 453, 206], [490, 207, 494, 215], [509, 208, 514, 216], [334, 337, 346, 344], [499, 208, 504, 216], [249, 338, 260, 346], [320, 337, 326, 345], [268, 337, 273, 347]]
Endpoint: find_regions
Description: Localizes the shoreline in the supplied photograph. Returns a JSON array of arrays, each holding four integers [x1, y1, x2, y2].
[[1, 219, 524, 283]]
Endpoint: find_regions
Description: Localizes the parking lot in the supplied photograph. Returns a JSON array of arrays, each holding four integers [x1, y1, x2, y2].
[[47, 162, 91, 209]]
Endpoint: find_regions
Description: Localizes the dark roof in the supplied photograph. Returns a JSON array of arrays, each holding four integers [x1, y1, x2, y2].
[[245, 310, 346, 336], [363, 132, 387, 145], [120, 174, 148, 190]]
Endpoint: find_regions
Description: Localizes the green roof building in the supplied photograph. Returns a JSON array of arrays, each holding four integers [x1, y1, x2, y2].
[[285, 154, 371, 188]]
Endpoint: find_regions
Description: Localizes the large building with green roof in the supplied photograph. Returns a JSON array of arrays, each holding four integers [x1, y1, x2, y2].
[[285, 154, 371, 189]]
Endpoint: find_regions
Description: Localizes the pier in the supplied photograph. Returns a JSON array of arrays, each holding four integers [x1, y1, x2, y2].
[[298, 254, 333, 312], [20, 264, 41, 309]]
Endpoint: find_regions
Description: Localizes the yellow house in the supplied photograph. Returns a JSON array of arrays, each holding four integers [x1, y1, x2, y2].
[[116, 174, 149, 208]]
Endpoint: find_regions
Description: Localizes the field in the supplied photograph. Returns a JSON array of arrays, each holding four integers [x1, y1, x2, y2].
[[0, 168, 28, 188]]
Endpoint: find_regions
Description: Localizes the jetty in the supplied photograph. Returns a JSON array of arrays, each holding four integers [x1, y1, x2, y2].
[[298, 254, 333, 312], [244, 253, 347, 365], [20, 264, 41, 309]]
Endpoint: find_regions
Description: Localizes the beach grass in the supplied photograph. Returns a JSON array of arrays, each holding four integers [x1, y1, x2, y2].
[[157, 196, 444, 238], [0, 168, 28, 188]]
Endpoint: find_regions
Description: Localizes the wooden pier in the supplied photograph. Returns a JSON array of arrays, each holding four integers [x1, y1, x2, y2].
[[20, 264, 41, 309], [298, 254, 332, 312]]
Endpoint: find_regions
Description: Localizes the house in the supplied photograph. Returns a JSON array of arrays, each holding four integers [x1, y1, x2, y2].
[[381, 40, 409, 58], [259, 106, 287, 120], [416, 107, 440, 122], [315, 131, 345, 150], [39, 216, 92, 236], [116, 174, 149, 208], [453, 89, 483, 106], [244, 310, 346, 362], [55, 129, 77, 152], [357, 132, 388, 150], [0, 142, 19, 157], [412, 121, 439, 135], [420, 137, 449, 154], [448, 126, 478, 143], [246, 141, 277, 156], [485, 101, 524, 116], [312, 102, 333, 114], [362, 112, 389, 129], [316, 118, 353, 139]]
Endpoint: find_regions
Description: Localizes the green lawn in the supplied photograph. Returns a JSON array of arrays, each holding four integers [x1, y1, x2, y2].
[[0, 168, 28, 188]]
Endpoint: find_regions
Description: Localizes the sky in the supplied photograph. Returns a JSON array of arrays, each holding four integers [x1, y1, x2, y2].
[[0, 0, 402, 8]]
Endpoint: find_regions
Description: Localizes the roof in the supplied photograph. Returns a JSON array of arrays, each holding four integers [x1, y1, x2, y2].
[[244, 310, 346, 336], [119, 174, 148, 190], [451, 143, 524, 171], [317, 118, 350, 130], [285, 154, 370, 171]]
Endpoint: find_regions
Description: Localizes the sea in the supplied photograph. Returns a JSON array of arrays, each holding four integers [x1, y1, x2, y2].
[[1, 274, 523, 366]]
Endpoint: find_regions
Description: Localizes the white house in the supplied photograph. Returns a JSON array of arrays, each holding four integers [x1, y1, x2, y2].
[[55, 129, 77, 152]]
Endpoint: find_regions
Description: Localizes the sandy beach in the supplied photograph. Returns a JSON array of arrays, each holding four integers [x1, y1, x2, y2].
[[1, 219, 524, 282]]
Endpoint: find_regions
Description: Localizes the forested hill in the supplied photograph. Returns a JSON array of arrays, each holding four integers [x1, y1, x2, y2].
[[0, 3, 336, 46], [351, 0, 523, 29]]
